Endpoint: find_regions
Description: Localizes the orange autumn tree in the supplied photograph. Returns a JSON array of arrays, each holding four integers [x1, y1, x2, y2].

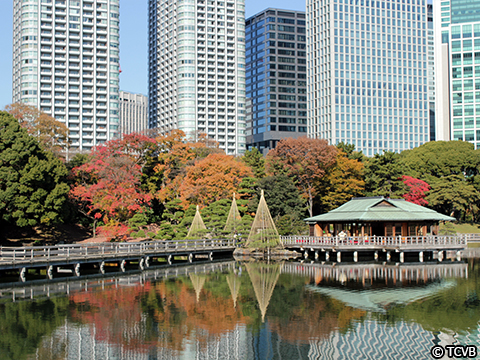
[[266, 137, 338, 217], [179, 153, 253, 207], [319, 150, 365, 212]]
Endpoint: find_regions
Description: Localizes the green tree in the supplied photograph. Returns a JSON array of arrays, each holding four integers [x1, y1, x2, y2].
[[364, 151, 404, 198], [242, 147, 266, 178], [0, 111, 70, 227]]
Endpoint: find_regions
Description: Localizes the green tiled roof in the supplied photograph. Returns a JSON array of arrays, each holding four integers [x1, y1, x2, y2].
[[305, 197, 455, 223]]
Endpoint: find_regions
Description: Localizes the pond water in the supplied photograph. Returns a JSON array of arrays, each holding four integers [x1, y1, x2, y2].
[[1, 258, 480, 360]]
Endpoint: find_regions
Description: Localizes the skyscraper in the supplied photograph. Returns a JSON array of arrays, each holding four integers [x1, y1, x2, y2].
[[433, 0, 480, 147], [148, 0, 247, 155], [12, 0, 121, 152], [119, 91, 148, 135], [245, 8, 307, 155], [307, 0, 430, 156]]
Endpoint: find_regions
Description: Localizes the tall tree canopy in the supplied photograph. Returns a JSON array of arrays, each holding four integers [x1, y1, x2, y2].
[[266, 137, 337, 217], [364, 151, 404, 198], [0, 111, 69, 227], [5, 103, 69, 157]]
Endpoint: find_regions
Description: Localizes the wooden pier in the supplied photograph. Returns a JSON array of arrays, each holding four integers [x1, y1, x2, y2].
[[280, 235, 467, 262], [0, 239, 235, 282]]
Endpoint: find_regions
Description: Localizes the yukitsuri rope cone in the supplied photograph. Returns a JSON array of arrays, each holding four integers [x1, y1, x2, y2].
[[226, 273, 241, 309], [246, 262, 284, 322], [187, 205, 207, 238], [247, 190, 281, 248], [189, 273, 206, 302], [224, 193, 242, 236]]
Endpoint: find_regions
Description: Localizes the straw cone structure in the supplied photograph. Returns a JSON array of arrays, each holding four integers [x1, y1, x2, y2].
[[247, 190, 281, 247], [226, 273, 241, 308], [189, 273, 206, 302], [224, 193, 242, 235], [246, 262, 283, 322], [187, 205, 207, 238]]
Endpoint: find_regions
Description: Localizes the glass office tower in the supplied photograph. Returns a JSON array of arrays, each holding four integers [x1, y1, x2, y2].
[[307, 0, 429, 156], [12, 0, 121, 152], [433, 0, 480, 147], [148, 0, 247, 155], [245, 9, 307, 155]]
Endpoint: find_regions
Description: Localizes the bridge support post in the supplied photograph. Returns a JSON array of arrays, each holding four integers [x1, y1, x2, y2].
[[74, 263, 81, 277], [120, 260, 126, 272], [315, 251, 319, 260], [139, 258, 145, 271], [189, 253, 194, 263], [353, 251, 358, 262], [438, 251, 444, 262], [145, 256, 150, 268], [100, 261, 105, 274], [47, 265, 54, 279], [399, 252, 404, 263], [336, 252, 341, 263], [419, 251, 424, 263], [386, 251, 391, 261], [209, 252, 213, 261], [304, 251, 308, 259], [374, 251, 378, 261], [456, 251, 462, 261], [20, 267, 26, 282], [167, 255, 172, 265], [325, 251, 330, 261]]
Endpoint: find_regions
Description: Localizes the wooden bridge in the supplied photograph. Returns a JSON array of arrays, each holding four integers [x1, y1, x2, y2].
[[280, 235, 467, 262], [0, 239, 235, 282]]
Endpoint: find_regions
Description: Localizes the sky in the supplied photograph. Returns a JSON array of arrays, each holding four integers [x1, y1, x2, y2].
[[0, 0, 305, 110]]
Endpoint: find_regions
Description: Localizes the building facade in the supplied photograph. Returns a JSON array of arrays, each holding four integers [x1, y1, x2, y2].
[[119, 91, 148, 135], [148, 0, 247, 155], [245, 9, 307, 155], [307, 0, 429, 156], [12, 0, 121, 152], [433, 0, 480, 148], [427, 3, 436, 141]]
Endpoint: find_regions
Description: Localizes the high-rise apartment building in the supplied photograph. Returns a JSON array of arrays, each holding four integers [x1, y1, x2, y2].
[[12, 0, 121, 152], [433, 0, 480, 147], [307, 0, 429, 156], [427, 3, 436, 141], [119, 91, 148, 135], [245, 9, 307, 155], [148, 0, 247, 155]]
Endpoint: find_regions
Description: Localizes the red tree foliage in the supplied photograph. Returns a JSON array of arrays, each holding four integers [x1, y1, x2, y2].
[[70, 133, 155, 238], [402, 175, 430, 206], [266, 137, 338, 217]]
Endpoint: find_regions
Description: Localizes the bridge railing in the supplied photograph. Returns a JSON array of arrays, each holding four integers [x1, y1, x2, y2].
[[0, 239, 236, 263], [280, 235, 467, 248]]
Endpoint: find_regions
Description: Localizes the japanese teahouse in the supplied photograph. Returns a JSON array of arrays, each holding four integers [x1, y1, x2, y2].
[[305, 197, 455, 238]]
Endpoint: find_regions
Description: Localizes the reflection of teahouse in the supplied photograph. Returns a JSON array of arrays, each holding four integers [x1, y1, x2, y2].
[[305, 197, 455, 238]]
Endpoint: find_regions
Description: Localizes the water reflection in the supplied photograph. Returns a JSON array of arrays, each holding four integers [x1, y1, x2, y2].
[[0, 260, 479, 359]]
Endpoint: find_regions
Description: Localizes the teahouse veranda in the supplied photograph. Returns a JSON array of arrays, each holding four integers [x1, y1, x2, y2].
[[304, 197, 455, 238]]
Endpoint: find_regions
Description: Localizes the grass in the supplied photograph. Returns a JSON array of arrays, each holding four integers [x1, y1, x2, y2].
[[439, 222, 480, 234]]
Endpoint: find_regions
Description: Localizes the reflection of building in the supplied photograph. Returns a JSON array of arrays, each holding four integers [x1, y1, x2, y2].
[[147, 0, 247, 155], [119, 91, 148, 135], [12, 0, 121, 152], [433, 0, 480, 146], [309, 320, 436, 359], [245, 8, 307, 155], [305, 197, 455, 237]]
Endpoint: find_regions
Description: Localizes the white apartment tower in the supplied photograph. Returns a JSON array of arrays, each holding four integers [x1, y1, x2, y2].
[[307, 0, 430, 156], [148, 0, 247, 155], [12, 0, 121, 152]]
